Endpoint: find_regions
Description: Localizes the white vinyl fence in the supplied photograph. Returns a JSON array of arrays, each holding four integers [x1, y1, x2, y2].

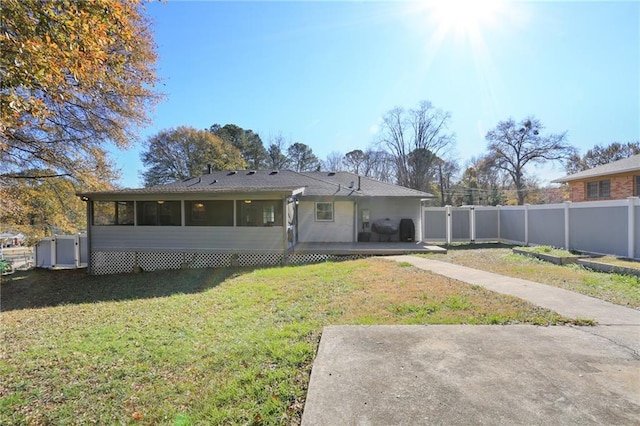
[[423, 197, 640, 260], [35, 234, 89, 269]]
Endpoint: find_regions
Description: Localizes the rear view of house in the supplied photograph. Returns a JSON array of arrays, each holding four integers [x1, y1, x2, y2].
[[78, 170, 433, 274]]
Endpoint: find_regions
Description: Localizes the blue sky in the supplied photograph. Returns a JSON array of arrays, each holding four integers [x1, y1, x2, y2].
[[115, 0, 639, 188]]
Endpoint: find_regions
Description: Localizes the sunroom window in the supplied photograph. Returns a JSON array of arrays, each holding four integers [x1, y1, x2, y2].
[[185, 200, 233, 226], [236, 200, 283, 226], [137, 201, 181, 226], [92, 201, 134, 225]]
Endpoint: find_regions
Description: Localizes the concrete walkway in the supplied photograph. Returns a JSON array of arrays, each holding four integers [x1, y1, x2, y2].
[[387, 255, 640, 355], [302, 256, 640, 425]]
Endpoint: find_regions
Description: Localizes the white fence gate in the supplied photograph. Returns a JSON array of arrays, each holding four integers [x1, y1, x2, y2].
[[423, 198, 640, 260], [35, 234, 89, 269]]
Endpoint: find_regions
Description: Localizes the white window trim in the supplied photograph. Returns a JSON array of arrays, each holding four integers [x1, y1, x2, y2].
[[315, 202, 334, 222]]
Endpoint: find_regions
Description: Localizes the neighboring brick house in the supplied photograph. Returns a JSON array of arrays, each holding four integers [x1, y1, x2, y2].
[[553, 154, 640, 202]]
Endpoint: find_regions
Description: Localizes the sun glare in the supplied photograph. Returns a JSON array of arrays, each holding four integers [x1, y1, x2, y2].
[[428, 0, 505, 41], [402, 0, 515, 127]]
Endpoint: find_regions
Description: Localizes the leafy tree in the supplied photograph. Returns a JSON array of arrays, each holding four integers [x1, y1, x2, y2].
[[1, 0, 160, 182], [565, 141, 640, 174], [287, 142, 320, 172], [377, 101, 455, 191], [454, 156, 507, 206], [266, 144, 290, 170], [210, 124, 267, 169], [141, 126, 245, 186], [265, 134, 290, 170], [0, 170, 103, 239], [484, 117, 575, 205]]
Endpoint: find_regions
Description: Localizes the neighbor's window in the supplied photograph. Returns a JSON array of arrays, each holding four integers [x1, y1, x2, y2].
[[315, 202, 334, 221], [635, 176, 640, 196], [185, 200, 233, 226], [137, 201, 181, 226], [586, 180, 610, 199], [92, 201, 134, 225], [236, 200, 283, 227]]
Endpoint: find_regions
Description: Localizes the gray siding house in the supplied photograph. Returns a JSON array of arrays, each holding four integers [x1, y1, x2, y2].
[[78, 170, 433, 274]]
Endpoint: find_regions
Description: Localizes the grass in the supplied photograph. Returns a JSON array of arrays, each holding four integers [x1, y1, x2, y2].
[[585, 256, 640, 269], [514, 245, 576, 257], [1, 258, 572, 425], [423, 244, 640, 308]]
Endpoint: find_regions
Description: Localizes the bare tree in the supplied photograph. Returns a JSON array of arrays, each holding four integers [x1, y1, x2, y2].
[[343, 148, 394, 182], [344, 149, 368, 174], [378, 101, 455, 191], [565, 141, 640, 174], [324, 151, 344, 172], [485, 117, 576, 205], [434, 157, 460, 206], [367, 150, 395, 183]]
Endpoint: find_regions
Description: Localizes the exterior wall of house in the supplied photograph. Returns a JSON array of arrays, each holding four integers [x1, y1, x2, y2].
[[567, 172, 638, 202], [297, 201, 355, 243], [356, 198, 422, 242], [90, 226, 285, 252]]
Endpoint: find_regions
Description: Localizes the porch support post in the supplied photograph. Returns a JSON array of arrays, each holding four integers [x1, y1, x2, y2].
[[86, 198, 93, 273], [283, 197, 288, 251]]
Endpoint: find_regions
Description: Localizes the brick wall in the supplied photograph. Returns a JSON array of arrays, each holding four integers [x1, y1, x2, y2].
[[567, 172, 638, 202]]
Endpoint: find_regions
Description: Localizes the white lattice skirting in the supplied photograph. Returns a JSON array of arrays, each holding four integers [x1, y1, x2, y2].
[[90, 251, 365, 275]]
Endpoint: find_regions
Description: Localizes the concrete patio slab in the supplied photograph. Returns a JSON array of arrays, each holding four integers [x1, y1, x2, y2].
[[302, 325, 640, 425]]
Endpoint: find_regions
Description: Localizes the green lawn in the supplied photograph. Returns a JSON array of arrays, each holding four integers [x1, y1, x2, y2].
[[1, 258, 572, 425]]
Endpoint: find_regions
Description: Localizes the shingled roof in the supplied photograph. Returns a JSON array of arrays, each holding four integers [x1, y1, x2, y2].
[[78, 170, 434, 198], [552, 154, 640, 183]]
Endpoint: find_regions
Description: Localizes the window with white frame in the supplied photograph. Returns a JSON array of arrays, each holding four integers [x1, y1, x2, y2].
[[315, 202, 334, 221]]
